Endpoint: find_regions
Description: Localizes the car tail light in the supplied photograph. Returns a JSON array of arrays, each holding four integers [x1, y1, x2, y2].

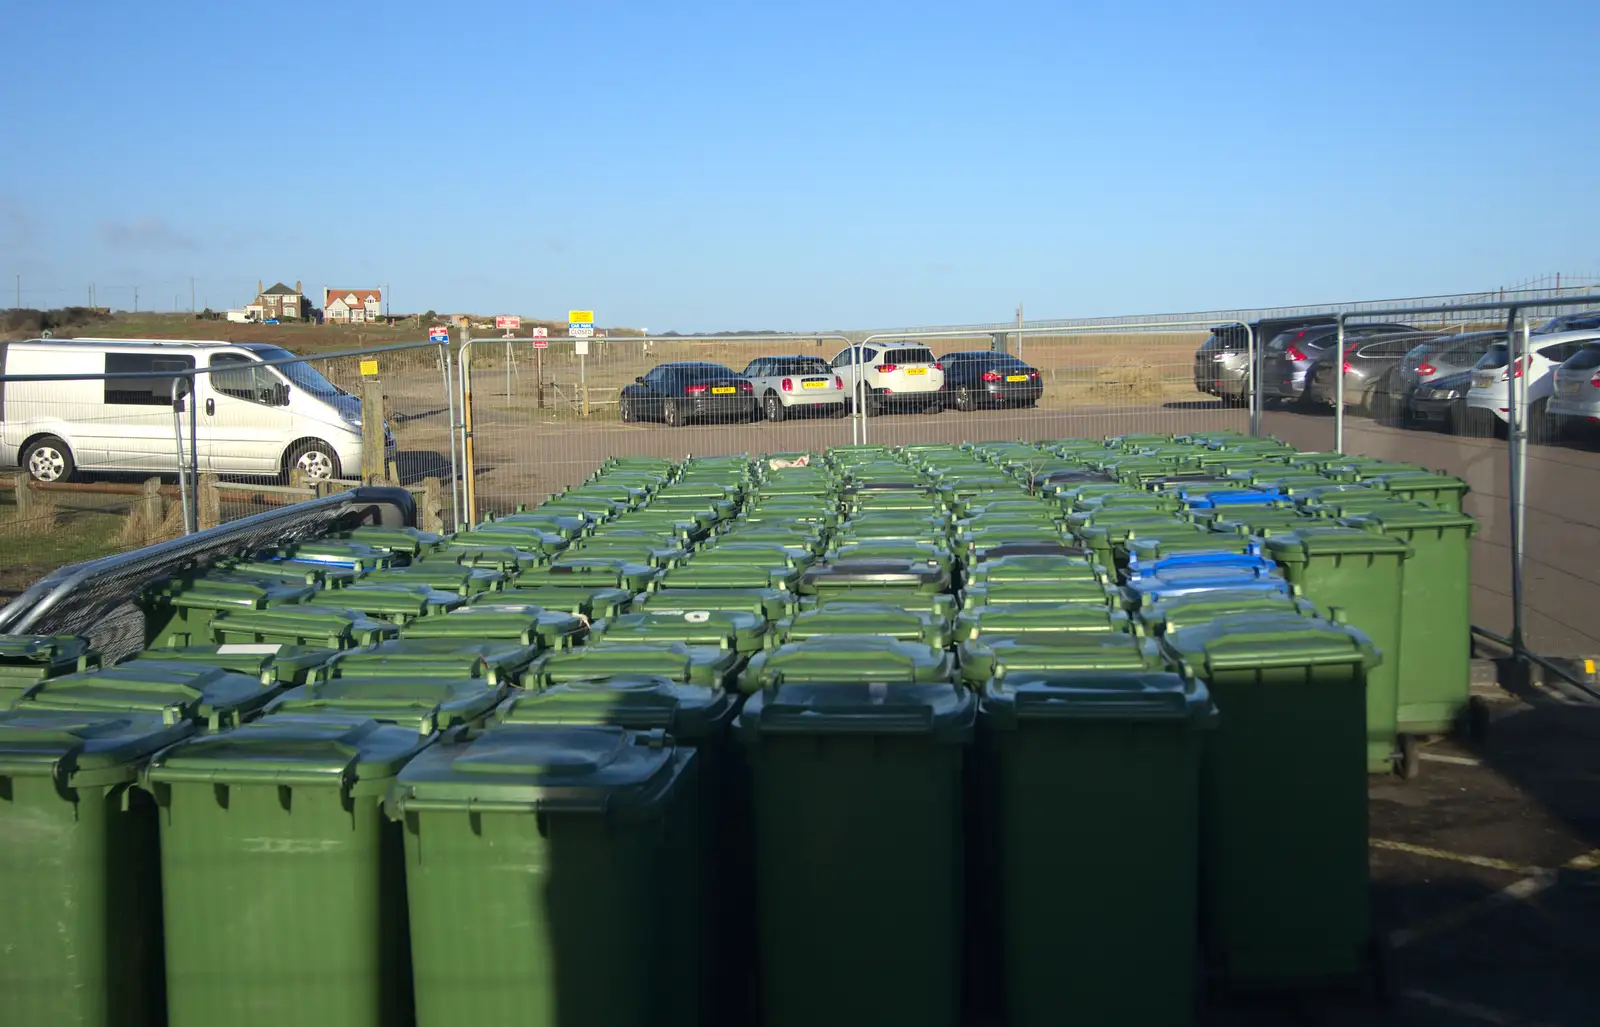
[[933, 362, 943, 371], [1589, 369, 1600, 387], [834, 376, 843, 389], [781, 377, 793, 392], [1513, 358, 1525, 378], [1417, 362, 1436, 376], [739, 381, 753, 393], [981, 370, 1002, 382], [685, 384, 707, 394], [1286, 345, 1309, 362], [1342, 361, 1353, 374], [876, 363, 897, 373], [1028, 370, 1039, 379]]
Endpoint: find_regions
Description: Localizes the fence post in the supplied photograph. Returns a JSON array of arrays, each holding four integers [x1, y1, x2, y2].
[[142, 477, 164, 524], [361, 379, 387, 483], [13, 474, 32, 516], [421, 477, 445, 533], [198, 474, 221, 530], [536, 347, 545, 409]]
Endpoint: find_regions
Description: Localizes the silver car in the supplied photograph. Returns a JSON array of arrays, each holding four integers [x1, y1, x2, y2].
[[1398, 331, 1505, 403], [1548, 340, 1600, 435], [1261, 323, 1422, 406]]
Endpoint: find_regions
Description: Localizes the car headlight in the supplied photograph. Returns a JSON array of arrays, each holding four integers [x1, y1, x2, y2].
[[1426, 388, 1461, 400]]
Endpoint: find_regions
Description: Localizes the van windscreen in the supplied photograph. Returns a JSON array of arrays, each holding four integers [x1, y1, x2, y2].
[[246, 346, 343, 397]]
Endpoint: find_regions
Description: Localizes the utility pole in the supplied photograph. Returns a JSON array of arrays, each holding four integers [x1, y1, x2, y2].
[[134, 285, 139, 313], [384, 282, 390, 318], [14, 274, 18, 309], [190, 276, 196, 312], [91, 283, 96, 308], [1015, 302, 1024, 360]]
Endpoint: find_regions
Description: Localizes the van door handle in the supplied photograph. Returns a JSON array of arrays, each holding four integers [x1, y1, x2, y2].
[[205, 398, 215, 416]]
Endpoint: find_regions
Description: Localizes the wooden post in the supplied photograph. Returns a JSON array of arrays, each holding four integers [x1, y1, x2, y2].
[[198, 474, 222, 530], [535, 348, 545, 409], [142, 477, 165, 524], [420, 477, 445, 533], [361, 379, 387, 484], [12, 474, 32, 516]]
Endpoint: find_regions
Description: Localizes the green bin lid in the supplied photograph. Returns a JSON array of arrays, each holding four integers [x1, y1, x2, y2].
[[982, 671, 1214, 728], [961, 633, 1165, 686], [593, 610, 768, 652], [530, 642, 741, 689], [18, 661, 277, 729], [327, 638, 535, 682], [957, 604, 1132, 641], [1340, 507, 1478, 536], [1161, 611, 1378, 675], [1370, 470, 1469, 494], [386, 724, 686, 819], [268, 539, 394, 571], [0, 707, 195, 784], [774, 602, 949, 645], [796, 560, 950, 595], [1123, 533, 1256, 560], [128, 644, 336, 685], [208, 560, 349, 588], [659, 563, 797, 590], [740, 636, 954, 690], [1263, 527, 1413, 563], [265, 677, 506, 730], [421, 543, 546, 572], [209, 605, 399, 648], [962, 579, 1121, 609], [829, 541, 953, 566], [484, 512, 588, 539], [1138, 589, 1320, 635], [636, 587, 796, 621], [0, 634, 95, 677], [404, 604, 587, 647], [735, 681, 975, 743], [522, 558, 660, 591], [143, 575, 317, 612], [492, 675, 738, 739], [696, 541, 816, 565], [147, 713, 431, 794], [335, 582, 466, 619], [564, 542, 687, 568], [361, 564, 507, 595], [475, 587, 631, 620]]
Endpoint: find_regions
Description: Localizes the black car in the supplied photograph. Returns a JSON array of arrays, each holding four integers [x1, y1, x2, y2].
[[618, 362, 757, 427], [940, 351, 1043, 410], [1405, 369, 1474, 432]]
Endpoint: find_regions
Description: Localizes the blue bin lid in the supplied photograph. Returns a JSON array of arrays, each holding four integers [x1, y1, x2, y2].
[[1180, 488, 1284, 509], [1131, 574, 1291, 604], [1127, 550, 1273, 578]]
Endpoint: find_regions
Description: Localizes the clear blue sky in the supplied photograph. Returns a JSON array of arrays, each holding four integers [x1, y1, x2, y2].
[[4, 0, 1597, 331]]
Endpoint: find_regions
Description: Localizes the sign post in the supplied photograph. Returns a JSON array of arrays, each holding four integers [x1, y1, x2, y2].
[[569, 311, 594, 417], [496, 317, 521, 398], [531, 326, 549, 408]]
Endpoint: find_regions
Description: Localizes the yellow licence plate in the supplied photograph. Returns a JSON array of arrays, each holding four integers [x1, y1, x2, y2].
[[711, 386, 736, 395], [904, 367, 927, 376], [1005, 374, 1027, 382], [802, 380, 826, 389]]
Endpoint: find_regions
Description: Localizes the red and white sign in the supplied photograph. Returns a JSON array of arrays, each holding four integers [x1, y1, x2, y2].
[[495, 315, 521, 330], [531, 326, 549, 349], [428, 326, 449, 343]]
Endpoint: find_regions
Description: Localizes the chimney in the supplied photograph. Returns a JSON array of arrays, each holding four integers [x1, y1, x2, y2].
[[295, 280, 302, 294], [257, 279, 263, 296]]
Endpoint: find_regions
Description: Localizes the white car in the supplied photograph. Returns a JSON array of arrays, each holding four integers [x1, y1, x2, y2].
[[739, 355, 848, 421], [1466, 329, 1600, 440], [831, 342, 946, 415]]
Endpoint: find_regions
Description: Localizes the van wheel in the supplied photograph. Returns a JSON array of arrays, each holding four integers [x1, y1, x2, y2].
[[763, 392, 786, 422], [24, 436, 75, 483], [286, 442, 341, 483]]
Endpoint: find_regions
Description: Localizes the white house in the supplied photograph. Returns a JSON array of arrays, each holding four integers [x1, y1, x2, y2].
[[324, 288, 382, 324]]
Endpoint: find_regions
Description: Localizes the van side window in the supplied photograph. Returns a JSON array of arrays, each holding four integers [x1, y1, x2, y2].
[[210, 353, 279, 404], [104, 353, 195, 406]]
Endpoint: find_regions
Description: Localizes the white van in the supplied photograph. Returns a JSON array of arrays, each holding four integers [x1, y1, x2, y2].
[[0, 338, 387, 482]]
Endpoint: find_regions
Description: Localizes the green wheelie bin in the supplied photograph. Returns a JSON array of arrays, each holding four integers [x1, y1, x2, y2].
[[139, 575, 316, 648], [1368, 470, 1470, 512], [404, 602, 589, 651], [322, 638, 534, 685], [739, 636, 956, 693], [528, 641, 743, 691], [1162, 612, 1377, 990], [1264, 528, 1411, 774], [0, 633, 97, 709], [0, 707, 193, 1027], [208, 605, 398, 649], [736, 680, 975, 1027], [978, 667, 1215, 1027], [387, 725, 701, 1027], [333, 582, 466, 626], [264, 676, 507, 730], [1342, 507, 1479, 739], [954, 603, 1133, 645], [125, 644, 336, 687], [16, 661, 279, 730], [771, 601, 954, 648], [145, 714, 433, 1027], [1138, 587, 1319, 636], [591, 609, 770, 654], [634, 586, 799, 623], [492, 677, 749, 1025], [474, 585, 632, 620], [959, 631, 1163, 690], [359, 561, 508, 596]]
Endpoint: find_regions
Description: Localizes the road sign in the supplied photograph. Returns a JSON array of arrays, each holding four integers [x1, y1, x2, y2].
[[495, 315, 521, 330], [567, 310, 593, 324], [568, 309, 595, 339], [359, 359, 379, 377], [575, 339, 590, 356], [428, 327, 449, 343], [532, 326, 549, 349]]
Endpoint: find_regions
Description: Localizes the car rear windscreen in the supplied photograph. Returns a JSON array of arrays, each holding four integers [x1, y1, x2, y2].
[[776, 359, 833, 376], [1560, 345, 1600, 372], [1478, 344, 1509, 370], [885, 347, 936, 364]]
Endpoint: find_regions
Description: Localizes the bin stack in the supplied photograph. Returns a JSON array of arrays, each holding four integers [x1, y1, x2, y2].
[[0, 437, 1482, 1027]]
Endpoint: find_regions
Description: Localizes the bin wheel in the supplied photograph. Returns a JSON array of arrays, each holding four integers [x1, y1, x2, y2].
[[1467, 695, 1493, 748], [1398, 735, 1421, 781]]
